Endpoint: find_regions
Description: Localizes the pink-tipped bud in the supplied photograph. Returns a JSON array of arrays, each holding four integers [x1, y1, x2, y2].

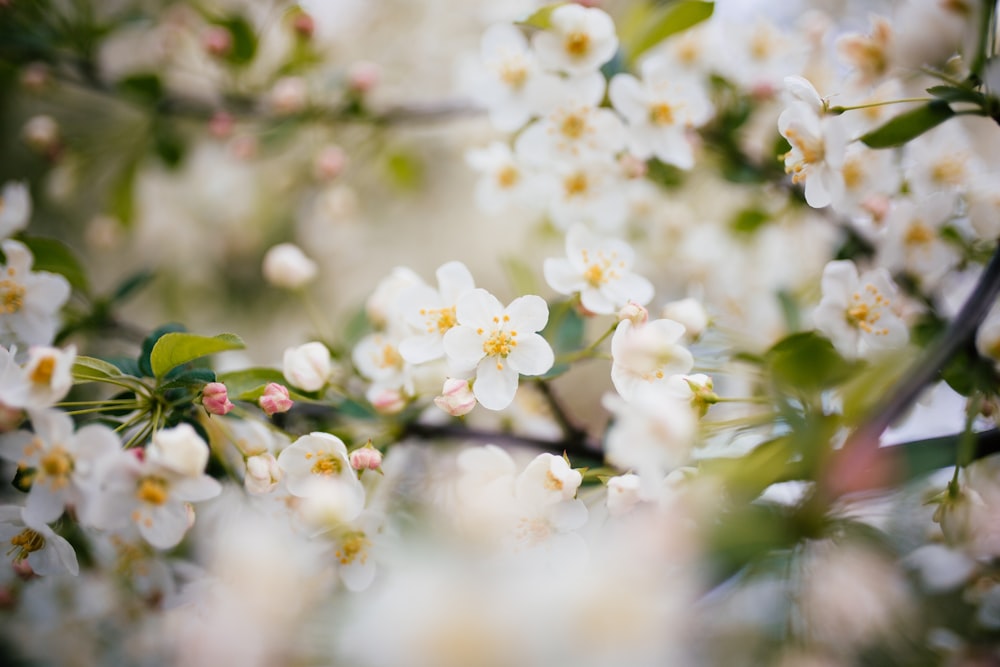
[[371, 388, 406, 414], [434, 378, 476, 416], [209, 111, 235, 139], [202, 26, 232, 57], [259, 382, 293, 416], [229, 135, 258, 160], [617, 300, 649, 325], [202, 382, 234, 415], [618, 153, 648, 179], [348, 61, 381, 93], [314, 145, 347, 181], [292, 11, 314, 39], [270, 76, 308, 114], [350, 446, 382, 471]]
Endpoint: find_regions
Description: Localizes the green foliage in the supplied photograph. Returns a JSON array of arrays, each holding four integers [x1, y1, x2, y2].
[[139, 324, 187, 377], [764, 331, 860, 395], [516, 4, 566, 30], [116, 73, 164, 107], [218, 367, 289, 400], [150, 332, 245, 379], [927, 84, 986, 106], [627, 1, 715, 63], [540, 301, 585, 379], [214, 15, 258, 65], [729, 207, 769, 235], [859, 100, 956, 149], [72, 356, 125, 383], [20, 235, 89, 295], [384, 151, 424, 191]]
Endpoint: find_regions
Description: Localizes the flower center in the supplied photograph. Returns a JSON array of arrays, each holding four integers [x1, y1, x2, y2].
[[0, 279, 25, 314], [39, 446, 73, 487], [581, 249, 624, 287], [563, 172, 590, 197], [499, 59, 528, 89], [559, 112, 588, 140], [846, 285, 891, 336], [904, 222, 935, 246], [8, 528, 45, 562], [420, 306, 458, 335], [378, 344, 403, 370], [931, 157, 965, 186], [496, 166, 520, 189], [544, 470, 564, 491], [842, 158, 864, 190], [136, 476, 170, 506], [336, 531, 371, 566], [311, 453, 343, 476], [649, 102, 675, 126], [30, 355, 56, 385], [564, 31, 591, 58]]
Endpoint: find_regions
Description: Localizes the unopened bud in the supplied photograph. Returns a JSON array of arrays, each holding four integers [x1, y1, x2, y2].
[[617, 300, 649, 325], [263, 242, 318, 289], [245, 453, 282, 494], [202, 26, 232, 57], [292, 11, 314, 38], [270, 76, 308, 114], [209, 111, 235, 139], [348, 61, 380, 93], [371, 388, 406, 414], [22, 115, 59, 154], [662, 297, 708, 341], [350, 446, 382, 471], [259, 382, 293, 416], [314, 145, 347, 181], [202, 382, 234, 415], [434, 378, 476, 416], [283, 342, 333, 392]]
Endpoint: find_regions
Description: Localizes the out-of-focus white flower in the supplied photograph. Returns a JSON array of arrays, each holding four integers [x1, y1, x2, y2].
[[262, 243, 318, 290], [0, 408, 120, 524], [934, 455, 1000, 559], [0, 344, 76, 410], [610, 318, 695, 401], [547, 157, 629, 232], [296, 476, 366, 528], [903, 123, 978, 200], [515, 452, 582, 507], [618, 300, 648, 325], [259, 382, 293, 416], [661, 298, 708, 341], [442, 289, 554, 411], [370, 387, 407, 414], [831, 142, 902, 219], [0, 239, 71, 347], [610, 57, 713, 169], [813, 259, 908, 360], [276, 432, 365, 516], [778, 100, 848, 209], [532, 4, 618, 76], [147, 423, 211, 478], [434, 377, 477, 416], [606, 473, 643, 516], [878, 194, 960, 289], [0, 181, 31, 239], [244, 453, 282, 495], [22, 115, 59, 153], [366, 266, 423, 330], [544, 224, 653, 315], [0, 505, 78, 576], [283, 341, 332, 392], [353, 332, 413, 405], [836, 15, 895, 86], [466, 142, 549, 214], [398, 261, 476, 365]]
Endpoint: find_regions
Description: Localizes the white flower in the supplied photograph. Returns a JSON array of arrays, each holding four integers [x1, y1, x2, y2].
[[262, 243, 318, 290], [813, 260, 908, 360], [466, 142, 548, 214], [147, 423, 210, 478], [532, 4, 618, 75], [283, 341, 333, 392], [467, 23, 562, 131], [778, 102, 847, 209], [543, 224, 653, 314], [276, 432, 365, 518], [352, 331, 413, 404], [609, 57, 713, 168], [0, 408, 120, 525], [366, 266, 423, 330], [244, 453, 282, 495], [0, 239, 71, 347], [661, 298, 708, 341], [398, 261, 476, 364], [877, 194, 959, 288], [605, 473, 644, 517], [514, 452, 582, 507], [0, 505, 78, 576], [0, 344, 75, 410], [442, 289, 554, 411], [547, 156, 629, 232], [610, 318, 695, 401], [0, 182, 31, 239]]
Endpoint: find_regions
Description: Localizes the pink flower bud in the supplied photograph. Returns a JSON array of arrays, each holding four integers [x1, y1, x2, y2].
[[434, 378, 476, 416], [259, 382, 293, 416], [229, 135, 258, 160], [371, 388, 406, 414], [348, 61, 381, 93], [209, 111, 234, 139], [292, 12, 315, 38], [314, 145, 347, 181], [618, 154, 647, 179], [202, 382, 234, 415], [350, 447, 383, 471], [271, 76, 308, 114], [617, 300, 649, 325], [202, 26, 233, 57]]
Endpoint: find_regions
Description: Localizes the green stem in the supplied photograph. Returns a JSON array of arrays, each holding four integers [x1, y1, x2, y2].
[[555, 322, 617, 365], [829, 97, 933, 114]]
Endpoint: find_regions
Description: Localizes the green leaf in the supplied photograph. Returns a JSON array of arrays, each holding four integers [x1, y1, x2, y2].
[[109, 158, 138, 226], [927, 85, 986, 106], [218, 15, 258, 65], [217, 367, 287, 399], [859, 100, 955, 149], [159, 367, 217, 391], [111, 270, 154, 303], [116, 72, 163, 106], [152, 121, 185, 168], [628, 1, 714, 63], [540, 301, 585, 379], [139, 324, 186, 377], [516, 3, 565, 30], [384, 151, 424, 190], [729, 207, 769, 235], [150, 332, 245, 378], [72, 356, 125, 383], [765, 331, 860, 394], [21, 236, 89, 295]]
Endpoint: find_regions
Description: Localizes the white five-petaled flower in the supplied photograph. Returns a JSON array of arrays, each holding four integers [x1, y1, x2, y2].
[[466, 142, 548, 214], [609, 57, 713, 169], [544, 224, 653, 315], [276, 432, 365, 516], [0, 182, 31, 240], [398, 261, 476, 364], [0, 344, 76, 411], [610, 318, 695, 401], [778, 100, 847, 209], [0, 239, 71, 347], [442, 289, 554, 411], [532, 4, 618, 76], [813, 259, 909, 360], [0, 505, 78, 576]]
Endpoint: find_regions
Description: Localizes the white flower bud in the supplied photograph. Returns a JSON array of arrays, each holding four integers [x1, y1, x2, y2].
[[270, 76, 308, 114], [434, 378, 476, 416], [662, 298, 709, 341], [147, 423, 210, 477], [617, 300, 649, 325], [245, 453, 282, 494], [262, 243, 318, 290], [283, 342, 333, 392], [606, 473, 643, 516]]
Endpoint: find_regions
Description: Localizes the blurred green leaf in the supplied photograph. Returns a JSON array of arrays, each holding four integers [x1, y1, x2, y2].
[[116, 73, 163, 106], [859, 101, 955, 149], [109, 158, 138, 226], [540, 301, 585, 379], [21, 235, 89, 295], [516, 3, 565, 29], [628, 1, 714, 63], [150, 332, 245, 378], [159, 367, 217, 391], [217, 15, 257, 65], [927, 84, 986, 105], [502, 256, 541, 297], [765, 331, 860, 394], [729, 207, 769, 235], [152, 121, 185, 168], [384, 151, 424, 190], [111, 270, 154, 303]]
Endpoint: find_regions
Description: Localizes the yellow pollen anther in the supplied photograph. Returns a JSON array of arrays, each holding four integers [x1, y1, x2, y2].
[[544, 470, 564, 491], [8, 528, 45, 562], [905, 223, 935, 245], [311, 453, 343, 476], [425, 306, 457, 335], [499, 61, 528, 89], [496, 166, 520, 189], [0, 279, 25, 314], [39, 446, 72, 483], [483, 330, 516, 358], [136, 476, 169, 506], [932, 157, 965, 186], [559, 113, 587, 139], [842, 159, 864, 189], [649, 102, 675, 126], [564, 31, 590, 57], [563, 173, 589, 196], [336, 531, 371, 566], [30, 356, 56, 385], [379, 344, 402, 369]]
